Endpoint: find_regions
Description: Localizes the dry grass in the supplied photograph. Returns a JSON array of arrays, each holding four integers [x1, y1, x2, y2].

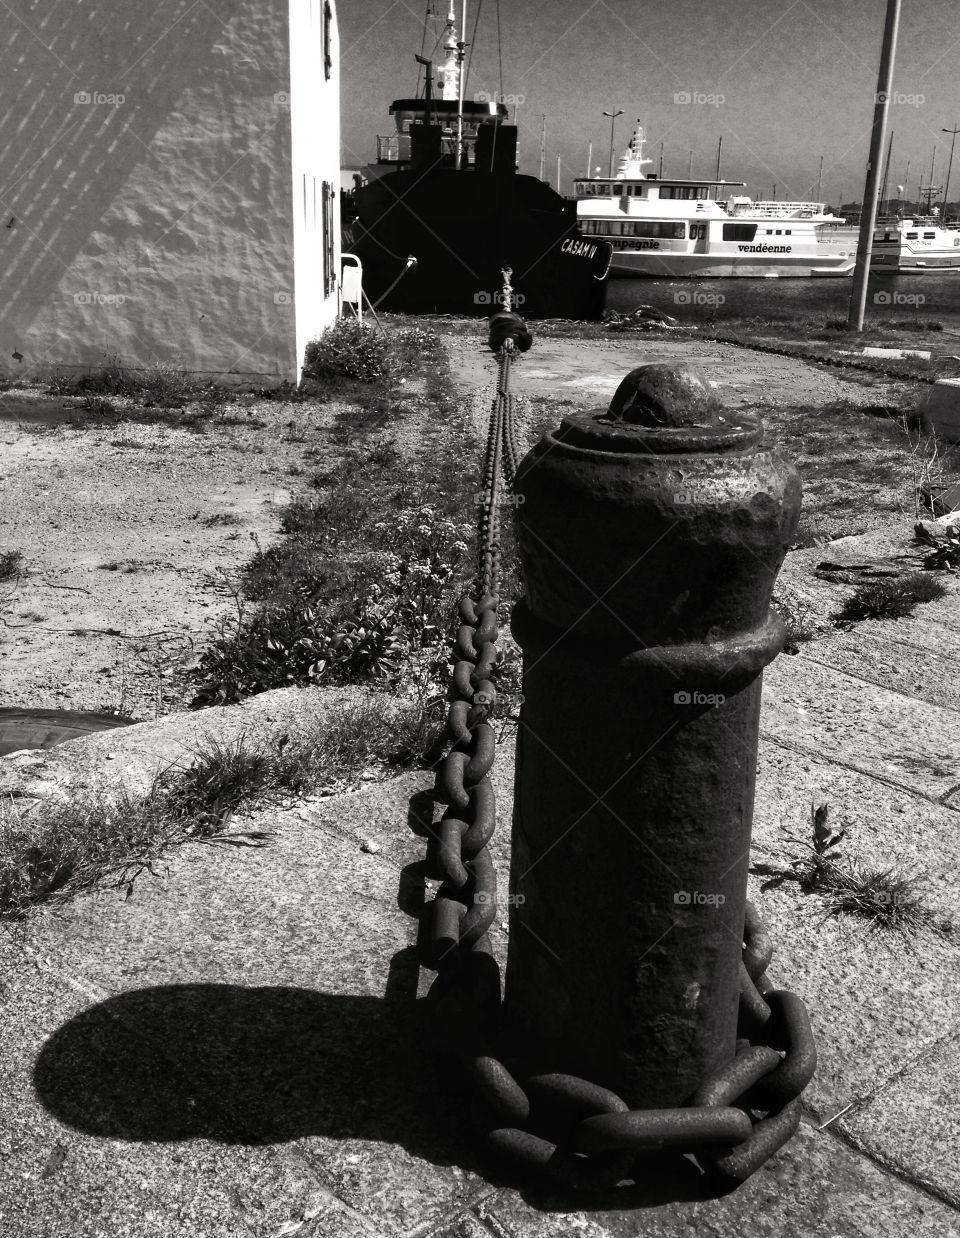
[[0, 549, 25, 581], [753, 802, 945, 936], [756, 399, 960, 544], [837, 572, 947, 622], [0, 696, 440, 919]]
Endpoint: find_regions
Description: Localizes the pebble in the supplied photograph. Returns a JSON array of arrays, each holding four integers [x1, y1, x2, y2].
[[360, 839, 381, 854]]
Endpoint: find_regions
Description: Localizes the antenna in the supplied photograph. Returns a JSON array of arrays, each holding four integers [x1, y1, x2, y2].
[[539, 114, 546, 182]]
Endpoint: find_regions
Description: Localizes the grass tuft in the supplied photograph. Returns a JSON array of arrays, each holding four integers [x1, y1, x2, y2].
[[753, 802, 944, 936], [0, 549, 25, 581], [837, 572, 947, 622], [0, 696, 441, 919]]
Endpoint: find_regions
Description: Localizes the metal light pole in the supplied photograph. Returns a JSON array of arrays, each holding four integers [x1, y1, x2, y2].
[[816, 155, 823, 202], [848, 0, 901, 332], [942, 126, 959, 223], [603, 107, 624, 178]]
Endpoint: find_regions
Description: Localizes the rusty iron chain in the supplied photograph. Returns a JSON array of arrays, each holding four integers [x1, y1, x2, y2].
[[417, 273, 816, 1191]]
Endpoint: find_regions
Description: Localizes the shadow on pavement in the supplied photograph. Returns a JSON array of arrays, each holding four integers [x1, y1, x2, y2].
[[32, 972, 474, 1172]]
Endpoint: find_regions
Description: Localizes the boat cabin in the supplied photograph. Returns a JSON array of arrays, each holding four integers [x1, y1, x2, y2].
[[378, 98, 509, 167], [573, 177, 721, 201]]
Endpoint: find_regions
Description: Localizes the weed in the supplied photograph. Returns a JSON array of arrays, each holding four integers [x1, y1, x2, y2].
[[915, 521, 960, 569], [303, 320, 389, 384], [0, 697, 438, 919], [837, 572, 947, 622], [772, 584, 822, 652], [752, 802, 941, 934], [0, 549, 25, 581], [191, 345, 476, 708], [202, 512, 243, 527]]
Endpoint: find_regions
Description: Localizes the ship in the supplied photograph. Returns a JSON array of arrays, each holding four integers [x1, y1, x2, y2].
[[871, 217, 960, 271], [342, 5, 612, 318], [574, 121, 855, 278]]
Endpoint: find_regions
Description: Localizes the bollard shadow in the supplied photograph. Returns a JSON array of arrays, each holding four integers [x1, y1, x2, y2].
[[32, 976, 476, 1172]]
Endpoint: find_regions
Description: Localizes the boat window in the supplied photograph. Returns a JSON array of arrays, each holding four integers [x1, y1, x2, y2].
[[906, 232, 918, 239], [775, 229, 782, 235], [722, 223, 758, 241], [613, 185, 623, 196], [765, 229, 772, 235], [625, 221, 686, 238], [785, 229, 792, 235], [924, 231, 936, 239], [691, 223, 706, 240]]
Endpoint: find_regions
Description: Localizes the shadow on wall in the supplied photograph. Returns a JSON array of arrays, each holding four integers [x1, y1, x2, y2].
[[0, 1, 295, 378]]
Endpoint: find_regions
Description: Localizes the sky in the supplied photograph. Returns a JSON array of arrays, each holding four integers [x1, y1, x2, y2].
[[339, 0, 960, 206]]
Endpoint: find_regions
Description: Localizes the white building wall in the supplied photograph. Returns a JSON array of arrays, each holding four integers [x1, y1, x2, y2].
[[289, 0, 342, 376], [0, 1, 340, 385]]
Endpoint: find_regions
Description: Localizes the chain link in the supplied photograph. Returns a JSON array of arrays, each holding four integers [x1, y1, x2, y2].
[[417, 272, 816, 1190]]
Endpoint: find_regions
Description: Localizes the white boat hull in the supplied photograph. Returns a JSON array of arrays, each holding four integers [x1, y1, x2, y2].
[[608, 250, 855, 278]]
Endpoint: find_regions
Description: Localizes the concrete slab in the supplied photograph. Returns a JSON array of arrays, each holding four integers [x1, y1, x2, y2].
[[840, 1030, 960, 1208], [453, 1121, 960, 1238], [10, 816, 488, 1237], [761, 654, 960, 802], [797, 624, 960, 714], [0, 937, 375, 1238], [749, 742, 960, 1121]]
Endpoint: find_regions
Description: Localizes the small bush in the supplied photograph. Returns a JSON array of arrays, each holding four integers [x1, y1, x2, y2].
[[838, 572, 947, 622], [0, 549, 25, 581], [303, 321, 389, 384]]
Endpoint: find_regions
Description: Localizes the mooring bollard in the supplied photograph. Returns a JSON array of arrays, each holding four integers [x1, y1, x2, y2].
[[505, 364, 801, 1109]]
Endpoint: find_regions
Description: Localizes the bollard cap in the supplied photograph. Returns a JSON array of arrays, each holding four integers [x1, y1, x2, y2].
[[559, 365, 760, 455], [607, 365, 723, 427]]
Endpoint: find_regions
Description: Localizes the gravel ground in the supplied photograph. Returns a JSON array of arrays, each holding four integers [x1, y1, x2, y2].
[[0, 329, 935, 720], [0, 390, 340, 719]]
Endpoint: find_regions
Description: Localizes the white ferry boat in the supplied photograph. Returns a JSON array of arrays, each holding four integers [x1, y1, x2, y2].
[[574, 122, 855, 278], [871, 218, 960, 271]]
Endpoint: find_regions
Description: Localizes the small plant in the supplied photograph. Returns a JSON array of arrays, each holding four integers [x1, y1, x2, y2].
[[837, 572, 947, 622], [303, 320, 389, 384], [772, 584, 822, 652], [757, 803, 847, 894], [753, 802, 941, 934], [0, 699, 438, 918], [0, 549, 25, 581], [202, 512, 243, 527], [915, 521, 960, 570]]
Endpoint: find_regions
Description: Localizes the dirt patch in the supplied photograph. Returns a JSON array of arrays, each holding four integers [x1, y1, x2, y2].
[[0, 399, 347, 718]]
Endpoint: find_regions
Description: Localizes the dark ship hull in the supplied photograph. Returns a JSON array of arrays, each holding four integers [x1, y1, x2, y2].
[[346, 167, 612, 319]]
